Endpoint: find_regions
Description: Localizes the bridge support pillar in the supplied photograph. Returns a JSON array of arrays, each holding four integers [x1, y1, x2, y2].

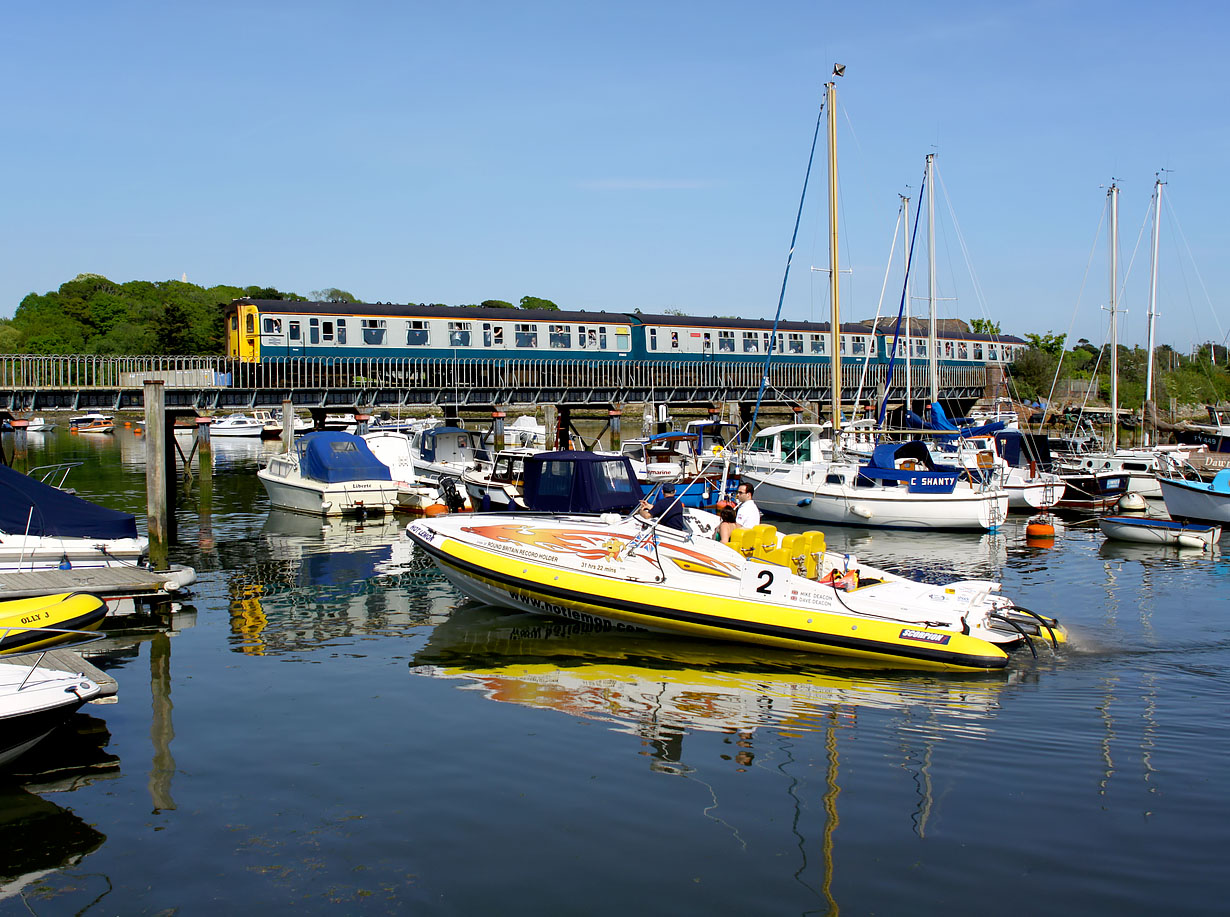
[[282, 400, 295, 450], [144, 381, 173, 568], [543, 405, 557, 446], [491, 411, 506, 453], [10, 420, 28, 468]]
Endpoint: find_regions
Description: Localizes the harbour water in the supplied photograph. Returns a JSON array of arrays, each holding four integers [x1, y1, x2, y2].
[[2, 426, 1228, 914]]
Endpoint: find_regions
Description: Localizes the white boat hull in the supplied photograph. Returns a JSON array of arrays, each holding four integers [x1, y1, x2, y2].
[[0, 536, 148, 573], [257, 468, 398, 516], [1098, 515, 1221, 550], [1158, 475, 1230, 525]]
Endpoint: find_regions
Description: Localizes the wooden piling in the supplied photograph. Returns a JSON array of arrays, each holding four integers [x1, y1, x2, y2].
[[491, 410, 506, 452], [144, 381, 169, 568], [608, 408, 622, 450], [282, 400, 295, 451]]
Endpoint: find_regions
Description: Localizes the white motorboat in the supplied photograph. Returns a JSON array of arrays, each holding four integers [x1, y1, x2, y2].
[[461, 449, 536, 511], [24, 417, 56, 432], [254, 409, 311, 440], [933, 434, 1065, 510], [407, 425, 484, 483], [68, 413, 114, 434], [1157, 469, 1230, 525], [0, 463, 147, 572], [362, 431, 447, 515], [257, 431, 399, 516], [1098, 514, 1221, 551], [210, 413, 265, 438], [406, 450, 1065, 671], [484, 415, 549, 450]]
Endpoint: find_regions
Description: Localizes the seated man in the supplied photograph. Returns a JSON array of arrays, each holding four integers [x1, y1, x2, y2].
[[638, 482, 687, 531]]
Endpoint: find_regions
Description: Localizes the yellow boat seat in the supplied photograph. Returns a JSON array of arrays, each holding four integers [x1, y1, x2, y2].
[[751, 525, 778, 560]]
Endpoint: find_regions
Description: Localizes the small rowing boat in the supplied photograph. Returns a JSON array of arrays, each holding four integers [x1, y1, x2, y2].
[[1098, 515, 1221, 551]]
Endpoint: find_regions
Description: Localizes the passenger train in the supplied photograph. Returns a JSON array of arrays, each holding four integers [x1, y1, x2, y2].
[[225, 299, 1024, 369]]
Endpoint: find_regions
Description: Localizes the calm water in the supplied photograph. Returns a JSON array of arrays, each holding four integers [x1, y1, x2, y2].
[[2, 426, 1228, 915]]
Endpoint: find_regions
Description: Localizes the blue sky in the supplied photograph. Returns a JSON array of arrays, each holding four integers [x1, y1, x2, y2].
[[2, 0, 1226, 351]]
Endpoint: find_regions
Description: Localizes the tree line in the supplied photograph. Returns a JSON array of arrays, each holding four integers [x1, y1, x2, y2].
[[2, 274, 1226, 407]]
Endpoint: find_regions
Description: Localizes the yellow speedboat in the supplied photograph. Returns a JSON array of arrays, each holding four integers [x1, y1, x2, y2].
[[0, 593, 108, 655], [406, 452, 1065, 672]]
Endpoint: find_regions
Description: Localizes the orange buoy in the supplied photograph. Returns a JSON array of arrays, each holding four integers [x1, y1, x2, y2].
[[424, 504, 449, 517], [1026, 514, 1056, 547]]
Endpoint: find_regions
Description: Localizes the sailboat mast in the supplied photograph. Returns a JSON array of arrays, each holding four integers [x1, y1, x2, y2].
[[1107, 182, 1119, 453], [827, 79, 841, 431], [901, 194, 912, 411], [1144, 176, 1163, 447], [926, 153, 938, 404]]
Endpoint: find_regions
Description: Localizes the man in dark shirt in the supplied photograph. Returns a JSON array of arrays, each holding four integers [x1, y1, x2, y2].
[[639, 482, 687, 531]]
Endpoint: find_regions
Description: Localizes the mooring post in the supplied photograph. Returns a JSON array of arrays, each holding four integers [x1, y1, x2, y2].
[[608, 408, 622, 450], [10, 420, 28, 468], [557, 406, 572, 450], [491, 410, 506, 452], [543, 405, 557, 446], [144, 381, 169, 569], [282, 400, 295, 451], [197, 417, 214, 553], [354, 413, 370, 435]]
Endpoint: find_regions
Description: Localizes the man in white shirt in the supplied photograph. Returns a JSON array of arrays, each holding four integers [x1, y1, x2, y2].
[[734, 482, 760, 528]]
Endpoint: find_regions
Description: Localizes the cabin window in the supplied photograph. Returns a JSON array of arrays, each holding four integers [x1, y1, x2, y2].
[[337, 320, 346, 344], [973, 342, 984, 360], [322, 320, 334, 343], [263, 317, 282, 334], [670, 331, 680, 350], [742, 331, 759, 353], [448, 322, 472, 347], [406, 320, 428, 346], [958, 342, 969, 359], [549, 324, 571, 348], [359, 319, 387, 345], [289, 322, 301, 342], [615, 328, 630, 351], [649, 328, 659, 351], [811, 334, 824, 354], [245, 314, 255, 334], [787, 333, 803, 354], [781, 429, 812, 464], [515, 324, 538, 348], [719, 330, 736, 353], [309, 318, 320, 344]]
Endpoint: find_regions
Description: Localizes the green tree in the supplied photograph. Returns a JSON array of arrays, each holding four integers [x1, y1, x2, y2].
[[479, 299, 514, 309], [969, 318, 1001, 334], [1024, 331, 1066, 356], [519, 296, 560, 311], [310, 288, 358, 302]]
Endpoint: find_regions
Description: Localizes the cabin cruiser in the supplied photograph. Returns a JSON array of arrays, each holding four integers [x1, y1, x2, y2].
[[406, 450, 1064, 671], [210, 413, 265, 438], [68, 413, 114, 434], [362, 431, 448, 515], [258, 432, 399, 516], [407, 425, 485, 483], [0, 463, 147, 572]]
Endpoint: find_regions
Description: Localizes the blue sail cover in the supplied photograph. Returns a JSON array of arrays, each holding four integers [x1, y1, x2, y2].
[[523, 451, 644, 513], [858, 441, 959, 493], [0, 463, 139, 539], [295, 432, 393, 484]]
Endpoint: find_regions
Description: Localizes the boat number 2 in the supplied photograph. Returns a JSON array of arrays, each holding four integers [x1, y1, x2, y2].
[[755, 570, 774, 594]]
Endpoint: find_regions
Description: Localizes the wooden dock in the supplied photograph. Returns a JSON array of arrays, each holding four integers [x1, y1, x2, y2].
[[0, 566, 186, 601]]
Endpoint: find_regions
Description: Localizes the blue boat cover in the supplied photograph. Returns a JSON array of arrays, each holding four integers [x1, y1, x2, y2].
[[858, 441, 958, 494], [295, 432, 392, 484], [523, 451, 644, 513], [0, 462, 139, 539]]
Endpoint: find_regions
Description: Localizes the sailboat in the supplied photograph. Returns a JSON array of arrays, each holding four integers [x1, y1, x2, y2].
[[740, 143, 1009, 531]]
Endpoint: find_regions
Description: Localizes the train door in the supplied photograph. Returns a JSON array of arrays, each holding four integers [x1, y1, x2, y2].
[[287, 319, 305, 357]]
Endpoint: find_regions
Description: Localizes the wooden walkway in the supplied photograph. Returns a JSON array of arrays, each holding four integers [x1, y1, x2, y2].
[[0, 566, 181, 600]]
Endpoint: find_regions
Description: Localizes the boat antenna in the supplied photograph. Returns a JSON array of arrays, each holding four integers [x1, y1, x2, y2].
[[749, 69, 838, 434]]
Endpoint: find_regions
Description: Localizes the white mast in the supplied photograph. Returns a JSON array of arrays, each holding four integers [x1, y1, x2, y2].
[[827, 77, 841, 431], [1107, 182, 1119, 453], [901, 194, 912, 413], [1144, 175, 1164, 447], [926, 153, 938, 404]]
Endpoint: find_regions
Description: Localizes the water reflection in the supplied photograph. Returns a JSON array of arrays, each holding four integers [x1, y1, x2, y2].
[[808, 526, 1011, 583], [411, 603, 1018, 746], [227, 513, 446, 655], [0, 786, 107, 904]]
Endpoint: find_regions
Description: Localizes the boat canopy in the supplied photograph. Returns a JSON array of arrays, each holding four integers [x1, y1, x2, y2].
[[0, 463, 139, 540], [994, 431, 1054, 469], [295, 432, 392, 484], [903, 403, 1005, 439], [859, 441, 959, 493], [523, 451, 644, 514]]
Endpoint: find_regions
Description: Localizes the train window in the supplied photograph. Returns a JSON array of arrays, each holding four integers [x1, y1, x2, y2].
[[549, 325, 571, 348], [914, 340, 926, 358], [615, 328, 630, 350], [649, 328, 658, 351], [322, 321, 334, 343], [245, 314, 254, 334], [406, 320, 427, 346], [958, 342, 969, 359], [839, 337, 848, 355], [763, 332, 771, 352], [515, 324, 538, 348], [230, 315, 238, 331], [973, 343, 984, 360], [944, 340, 954, 358], [596, 327, 606, 348], [988, 344, 998, 360], [850, 335, 866, 356], [810, 334, 824, 354], [670, 331, 680, 350], [363, 319, 388, 345], [703, 332, 712, 352], [493, 326, 504, 346], [1002, 345, 1012, 361], [578, 326, 601, 349], [719, 331, 735, 353], [309, 318, 320, 344], [337, 320, 346, 344], [289, 322, 301, 341], [742, 332, 759, 353], [448, 322, 472, 347], [263, 317, 282, 334], [787, 333, 803, 354]]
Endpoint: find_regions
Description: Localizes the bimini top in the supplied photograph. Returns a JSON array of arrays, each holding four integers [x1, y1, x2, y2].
[[523, 451, 644, 514], [0, 463, 138, 540], [294, 432, 392, 484]]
